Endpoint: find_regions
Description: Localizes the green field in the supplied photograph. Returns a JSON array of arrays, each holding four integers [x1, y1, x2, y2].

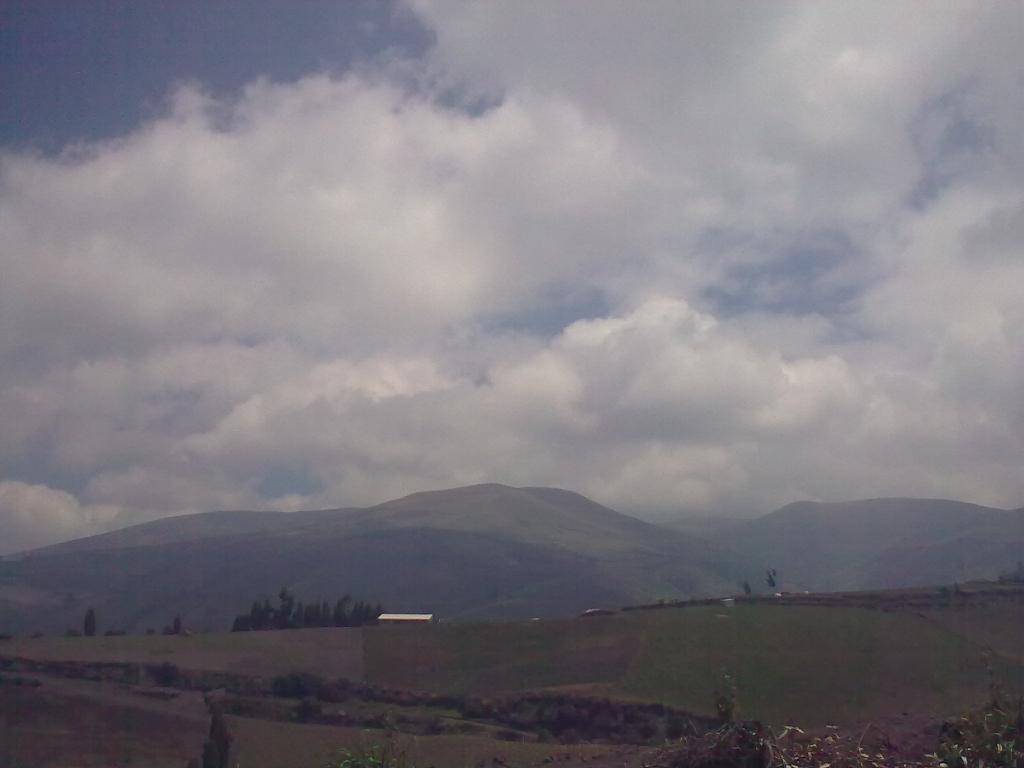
[[618, 605, 1017, 725], [362, 605, 1023, 725], [7, 601, 1023, 727], [3, 625, 364, 679], [226, 717, 623, 768]]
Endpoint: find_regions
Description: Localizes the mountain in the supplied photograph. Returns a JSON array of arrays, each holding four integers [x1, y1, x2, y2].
[[20, 507, 354, 557], [657, 514, 748, 539], [723, 497, 1024, 591], [0, 484, 748, 635]]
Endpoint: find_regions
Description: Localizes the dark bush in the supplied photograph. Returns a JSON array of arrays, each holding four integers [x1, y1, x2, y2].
[[271, 672, 323, 699], [638, 720, 658, 741], [666, 716, 687, 740], [151, 662, 181, 686], [424, 716, 446, 735], [224, 699, 257, 716], [295, 696, 322, 722]]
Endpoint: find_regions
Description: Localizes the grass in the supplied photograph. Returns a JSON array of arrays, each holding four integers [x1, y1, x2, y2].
[[6, 602, 1024, 728], [619, 605, 1008, 725], [226, 716, 621, 768], [921, 601, 1024, 663], [363, 617, 640, 693], [3, 625, 364, 679], [364, 606, 1023, 726], [0, 684, 206, 767]]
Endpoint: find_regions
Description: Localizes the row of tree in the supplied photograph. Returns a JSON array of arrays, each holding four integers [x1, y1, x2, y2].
[[230, 587, 382, 632], [73, 608, 183, 638]]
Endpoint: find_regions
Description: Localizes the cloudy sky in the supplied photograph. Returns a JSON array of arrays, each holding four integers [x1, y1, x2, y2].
[[1, 1, 1022, 553]]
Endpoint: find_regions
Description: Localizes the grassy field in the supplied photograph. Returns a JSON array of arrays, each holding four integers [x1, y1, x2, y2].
[[363, 605, 1023, 726], [0, 679, 207, 767], [227, 716, 636, 768], [363, 617, 642, 693], [2, 624, 364, 679], [921, 600, 1024, 663], [619, 605, 1016, 725], [5, 599, 1024, 729]]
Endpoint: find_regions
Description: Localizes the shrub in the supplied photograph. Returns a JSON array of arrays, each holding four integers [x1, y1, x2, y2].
[[151, 662, 181, 687], [271, 672, 323, 699], [83, 608, 96, 637], [714, 672, 737, 724], [325, 741, 409, 768], [295, 696, 322, 722], [666, 716, 688, 740], [936, 694, 1023, 768], [423, 716, 446, 735], [201, 704, 232, 768]]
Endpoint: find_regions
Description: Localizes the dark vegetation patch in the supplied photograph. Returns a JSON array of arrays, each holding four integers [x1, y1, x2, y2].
[[259, 671, 715, 745], [0, 672, 42, 687], [231, 587, 381, 632]]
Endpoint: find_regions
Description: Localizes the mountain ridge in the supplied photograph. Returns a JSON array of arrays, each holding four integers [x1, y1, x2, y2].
[[0, 483, 747, 633], [722, 496, 1024, 591], [3, 486, 1022, 635]]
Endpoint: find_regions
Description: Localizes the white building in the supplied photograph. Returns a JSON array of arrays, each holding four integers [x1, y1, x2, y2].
[[377, 613, 434, 624]]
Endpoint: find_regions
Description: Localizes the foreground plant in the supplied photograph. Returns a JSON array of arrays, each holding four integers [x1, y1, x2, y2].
[[663, 722, 928, 768], [933, 693, 1023, 768], [323, 740, 410, 768]]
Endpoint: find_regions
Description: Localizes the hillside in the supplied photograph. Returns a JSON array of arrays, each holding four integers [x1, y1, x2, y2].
[[723, 497, 1024, 591], [17, 507, 354, 557], [7, 595, 1023, 728], [0, 484, 748, 635]]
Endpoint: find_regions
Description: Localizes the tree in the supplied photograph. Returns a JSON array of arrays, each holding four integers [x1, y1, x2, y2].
[[333, 595, 351, 627], [249, 600, 263, 630], [276, 587, 294, 629], [742, 581, 752, 596], [332, 598, 345, 626], [172, 614, 182, 635], [765, 569, 778, 589], [83, 607, 96, 637], [202, 704, 232, 768]]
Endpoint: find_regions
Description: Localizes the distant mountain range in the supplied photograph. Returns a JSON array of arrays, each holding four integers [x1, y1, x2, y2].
[[1, 485, 1021, 635], [721, 497, 1024, 592], [0, 484, 745, 634]]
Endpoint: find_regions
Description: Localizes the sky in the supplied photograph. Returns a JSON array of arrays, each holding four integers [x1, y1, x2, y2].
[[1, 1, 1022, 553]]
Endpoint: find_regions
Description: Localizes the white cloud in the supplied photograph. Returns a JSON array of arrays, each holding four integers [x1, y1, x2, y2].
[[0, 481, 119, 555], [1, 3, 1022, 549]]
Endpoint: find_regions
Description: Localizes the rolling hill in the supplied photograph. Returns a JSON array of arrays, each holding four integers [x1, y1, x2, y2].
[[722, 497, 1024, 591], [7, 598, 1024, 727], [0, 484, 749, 635]]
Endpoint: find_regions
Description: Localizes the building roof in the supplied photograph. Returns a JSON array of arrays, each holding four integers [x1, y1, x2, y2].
[[377, 613, 433, 621]]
